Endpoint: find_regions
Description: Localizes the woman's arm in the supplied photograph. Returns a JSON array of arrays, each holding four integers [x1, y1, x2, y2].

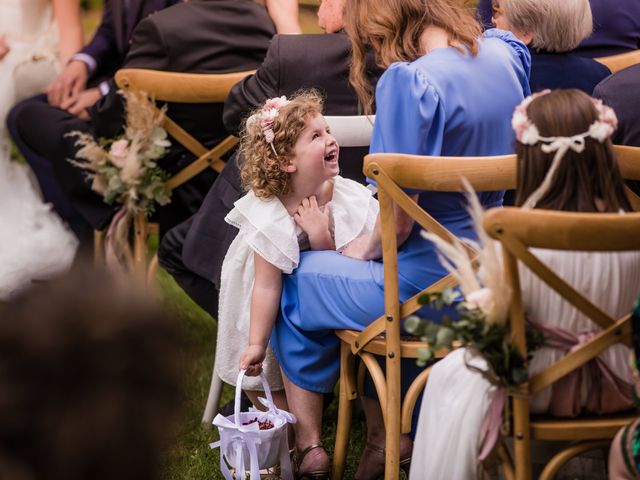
[[264, 0, 302, 34], [240, 252, 283, 376], [341, 193, 417, 260], [52, 0, 83, 66]]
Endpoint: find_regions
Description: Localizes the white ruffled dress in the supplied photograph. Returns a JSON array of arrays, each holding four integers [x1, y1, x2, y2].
[[215, 176, 379, 391]]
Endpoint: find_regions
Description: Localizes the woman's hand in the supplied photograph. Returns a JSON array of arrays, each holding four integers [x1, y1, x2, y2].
[[294, 196, 334, 250], [240, 344, 266, 376], [340, 234, 376, 260], [0, 35, 10, 60]]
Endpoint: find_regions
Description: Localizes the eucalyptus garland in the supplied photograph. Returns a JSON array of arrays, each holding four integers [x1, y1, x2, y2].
[[404, 287, 546, 389]]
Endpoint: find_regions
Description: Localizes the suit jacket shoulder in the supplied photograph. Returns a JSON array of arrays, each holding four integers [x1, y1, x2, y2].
[[224, 32, 382, 135], [593, 64, 640, 146]]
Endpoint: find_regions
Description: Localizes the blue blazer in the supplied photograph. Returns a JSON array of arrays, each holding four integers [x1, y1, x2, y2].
[[530, 50, 611, 94], [81, 0, 178, 83]]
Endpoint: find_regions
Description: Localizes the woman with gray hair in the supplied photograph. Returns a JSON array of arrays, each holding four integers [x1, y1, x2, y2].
[[492, 0, 612, 93]]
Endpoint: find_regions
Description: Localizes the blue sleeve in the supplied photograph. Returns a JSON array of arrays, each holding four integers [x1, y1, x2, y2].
[[483, 28, 532, 97], [370, 62, 445, 156], [80, 0, 117, 69]]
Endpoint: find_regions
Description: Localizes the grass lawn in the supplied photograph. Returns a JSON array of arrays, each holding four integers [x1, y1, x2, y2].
[[155, 267, 371, 479]]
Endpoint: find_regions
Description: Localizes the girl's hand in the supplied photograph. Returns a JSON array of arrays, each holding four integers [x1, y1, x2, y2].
[[294, 196, 334, 250], [0, 35, 10, 60], [240, 344, 266, 376]]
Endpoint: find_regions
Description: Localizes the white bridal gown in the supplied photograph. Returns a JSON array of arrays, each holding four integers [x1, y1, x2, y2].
[[0, 0, 78, 299]]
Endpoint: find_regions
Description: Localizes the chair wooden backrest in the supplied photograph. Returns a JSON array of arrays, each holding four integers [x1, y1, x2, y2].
[[324, 115, 375, 147], [594, 49, 640, 74], [355, 153, 517, 352], [483, 207, 640, 480], [115, 68, 255, 190]]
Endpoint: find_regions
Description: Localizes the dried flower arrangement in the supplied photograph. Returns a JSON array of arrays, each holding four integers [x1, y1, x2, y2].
[[67, 90, 172, 269]]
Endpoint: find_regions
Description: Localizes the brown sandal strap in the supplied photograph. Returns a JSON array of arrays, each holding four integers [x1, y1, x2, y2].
[[297, 443, 326, 467], [365, 442, 386, 456]]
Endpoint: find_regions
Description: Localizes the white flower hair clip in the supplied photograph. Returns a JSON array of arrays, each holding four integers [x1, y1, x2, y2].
[[512, 90, 618, 209], [246, 96, 290, 157]]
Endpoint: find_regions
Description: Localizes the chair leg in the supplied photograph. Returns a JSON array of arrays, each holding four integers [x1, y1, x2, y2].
[[512, 396, 532, 480], [146, 253, 160, 290], [94, 229, 105, 267], [384, 353, 401, 480], [202, 369, 224, 426], [133, 211, 148, 284], [332, 340, 356, 479]]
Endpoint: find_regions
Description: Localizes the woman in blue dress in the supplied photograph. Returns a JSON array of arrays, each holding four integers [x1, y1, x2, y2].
[[266, 0, 531, 476]]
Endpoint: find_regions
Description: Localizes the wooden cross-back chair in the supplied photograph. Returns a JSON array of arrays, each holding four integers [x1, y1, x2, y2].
[[331, 152, 517, 480], [94, 68, 255, 283], [483, 208, 640, 480], [594, 49, 640, 74]]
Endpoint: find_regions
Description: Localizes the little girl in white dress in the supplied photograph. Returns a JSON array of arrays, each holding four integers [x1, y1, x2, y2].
[[214, 92, 378, 406]]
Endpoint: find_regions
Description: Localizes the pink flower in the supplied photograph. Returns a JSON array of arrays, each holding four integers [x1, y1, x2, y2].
[[263, 96, 289, 111], [109, 139, 129, 168]]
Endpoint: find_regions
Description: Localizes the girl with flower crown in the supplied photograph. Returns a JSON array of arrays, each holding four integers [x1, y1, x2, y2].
[[411, 89, 640, 479], [214, 91, 378, 413]]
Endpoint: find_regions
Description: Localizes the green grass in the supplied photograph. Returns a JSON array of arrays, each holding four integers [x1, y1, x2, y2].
[[155, 267, 371, 479]]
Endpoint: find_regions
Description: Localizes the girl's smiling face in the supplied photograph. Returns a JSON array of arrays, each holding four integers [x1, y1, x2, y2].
[[285, 113, 340, 180]]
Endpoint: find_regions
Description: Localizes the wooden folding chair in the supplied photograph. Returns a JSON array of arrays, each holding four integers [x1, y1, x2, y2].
[[94, 68, 255, 284], [594, 49, 640, 74], [483, 207, 640, 480], [331, 153, 517, 480]]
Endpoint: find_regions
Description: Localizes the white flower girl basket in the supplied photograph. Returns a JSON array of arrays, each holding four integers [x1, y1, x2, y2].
[[210, 370, 296, 479]]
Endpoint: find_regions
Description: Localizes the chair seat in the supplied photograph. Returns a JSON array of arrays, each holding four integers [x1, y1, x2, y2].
[[335, 329, 454, 358], [530, 411, 636, 441]]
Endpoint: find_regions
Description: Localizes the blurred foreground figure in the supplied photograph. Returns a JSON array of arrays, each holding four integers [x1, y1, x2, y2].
[[0, 267, 184, 480]]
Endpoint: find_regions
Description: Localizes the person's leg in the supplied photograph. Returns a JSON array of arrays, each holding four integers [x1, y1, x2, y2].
[[158, 217, 219, 317], [355, 397, 413, 480], [282, 375, 329, 474]]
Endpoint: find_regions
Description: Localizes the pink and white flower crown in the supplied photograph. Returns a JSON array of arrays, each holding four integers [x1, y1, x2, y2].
[[246, 96, 290, 157], [511, 90, 618, 209]]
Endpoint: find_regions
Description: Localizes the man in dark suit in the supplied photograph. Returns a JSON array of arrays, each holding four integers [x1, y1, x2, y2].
[[7, 0, 178, 234], [10, 0, 275, 240], [593, 64, 640, 194], [593, 65, 640, 147], [158, 0, 383, 317]]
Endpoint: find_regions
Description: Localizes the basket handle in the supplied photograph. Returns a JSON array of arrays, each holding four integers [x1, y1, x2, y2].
[[234, 369, 277, 427]]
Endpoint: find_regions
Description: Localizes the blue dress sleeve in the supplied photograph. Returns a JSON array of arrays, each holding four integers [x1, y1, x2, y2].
[[484, 28, 532, 97], [370, 62, 445, 156]]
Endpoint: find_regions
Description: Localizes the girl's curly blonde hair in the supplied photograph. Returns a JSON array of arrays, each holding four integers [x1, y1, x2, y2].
[[239, 90, 324, 198]]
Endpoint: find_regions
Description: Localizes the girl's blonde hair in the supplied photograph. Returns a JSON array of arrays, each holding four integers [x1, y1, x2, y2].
[[239, 90, 324, 198], [345, 0, 481, 114]]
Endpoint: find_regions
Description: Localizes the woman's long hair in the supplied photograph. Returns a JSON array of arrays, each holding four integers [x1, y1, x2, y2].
[[345, 0, 481, 114], [515, 89, 631, 212]]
